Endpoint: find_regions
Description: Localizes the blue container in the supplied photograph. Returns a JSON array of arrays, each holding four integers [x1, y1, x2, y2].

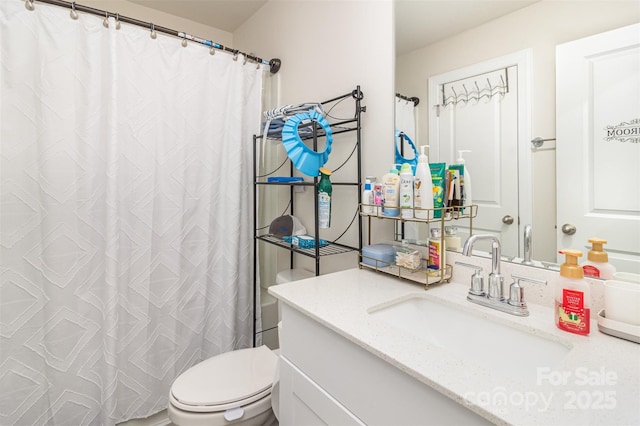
[[361, 244, 396, 267]]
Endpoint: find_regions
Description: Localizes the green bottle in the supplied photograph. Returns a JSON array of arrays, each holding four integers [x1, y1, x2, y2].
[[318, 167, 332, 229]]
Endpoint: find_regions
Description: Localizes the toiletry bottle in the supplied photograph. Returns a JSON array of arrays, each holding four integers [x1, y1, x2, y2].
[[456, 150, 472, 210], [430, 162, 446, 218], [581, 238, 616, 279], [361, 179, 374, 215], [318, 167, 332, 228], [382, 165, 400, 217], [428, 237, 445, 273], [373, 182, 383, 216], [414, 145, 434, 220], [399, 163, 414, 219], [555, 249, 591, 336]]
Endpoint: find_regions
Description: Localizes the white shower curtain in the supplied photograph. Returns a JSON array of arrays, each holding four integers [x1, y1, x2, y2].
[[0, 1, 262, 424]]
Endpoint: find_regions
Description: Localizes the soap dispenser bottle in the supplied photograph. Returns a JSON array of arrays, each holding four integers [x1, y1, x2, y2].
[[581, 238, 616, 279], [555, 249, 591, 336], [414, 145, 434, 220]]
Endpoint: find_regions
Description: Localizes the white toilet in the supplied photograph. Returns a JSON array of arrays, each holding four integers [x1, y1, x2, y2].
[[167, 269, 313, 426], [167, 345, 278, 426]]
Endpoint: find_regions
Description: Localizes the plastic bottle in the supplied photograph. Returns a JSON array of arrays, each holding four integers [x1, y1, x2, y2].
[[382, 165, 400, 217], [318, 167, 332, 228], [456, 150, 472, 210], [414, 145, 434, 220], [361, 179, 374, 215], [399, 163, 414, 219], [373, 182, 383, 216], [581, 238, 616, 279], [555, 249, 591, 336]]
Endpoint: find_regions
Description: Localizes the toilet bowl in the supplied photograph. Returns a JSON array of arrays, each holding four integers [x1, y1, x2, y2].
[[168, 269, 311, 425], [168, 345, 278, 426]]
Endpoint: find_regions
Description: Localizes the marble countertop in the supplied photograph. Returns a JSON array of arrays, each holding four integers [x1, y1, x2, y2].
[[269, 267, 640, 425]]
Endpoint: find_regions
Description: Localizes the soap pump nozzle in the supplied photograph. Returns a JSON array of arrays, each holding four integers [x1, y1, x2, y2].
[[457, 149, 471, 164]]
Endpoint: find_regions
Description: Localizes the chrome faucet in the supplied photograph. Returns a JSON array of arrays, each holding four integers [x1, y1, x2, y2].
[[523, 224, 533, 265], [457, 234, 546, 316], [462, 234, 504, 300]]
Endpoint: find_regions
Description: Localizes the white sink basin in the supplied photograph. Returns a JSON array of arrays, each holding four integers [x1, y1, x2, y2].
[[369, 294, 571, 383]]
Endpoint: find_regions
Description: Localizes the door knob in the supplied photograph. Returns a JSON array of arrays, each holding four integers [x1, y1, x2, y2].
[[502, 215, 514, 225], [562, 224, 577, 235]]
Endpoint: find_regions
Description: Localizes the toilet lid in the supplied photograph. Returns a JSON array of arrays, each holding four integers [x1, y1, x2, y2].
[[171, 346, 277, 410]]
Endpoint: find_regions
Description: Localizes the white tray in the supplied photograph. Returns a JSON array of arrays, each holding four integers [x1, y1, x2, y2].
[[597, 309, 640, 344]]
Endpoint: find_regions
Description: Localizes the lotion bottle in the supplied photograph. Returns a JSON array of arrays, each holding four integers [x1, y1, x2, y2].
[[382, 165, 400, 217], [555, 249, 591, 336], [456, 150, 472, 209], [414, 145, 434, 220], [581, 238, 616, 279], [399, 163, 414, 219], [361, 179, 374, 215]]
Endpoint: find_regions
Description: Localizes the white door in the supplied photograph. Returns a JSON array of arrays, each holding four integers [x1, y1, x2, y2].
[[556, 23, 640, 274], [429, 51, 532, 258]]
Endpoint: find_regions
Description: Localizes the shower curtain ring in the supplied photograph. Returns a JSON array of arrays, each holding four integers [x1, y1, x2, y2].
[[233, 50, 239, 61], [25, 0, 35, 11], [115, 13, 121, 30], [103, 11, 109, 28], [70, 2, 79, 20], [209, 47, 216, 55], [150, 22, 157, 39], [181, 34, 188, 48]]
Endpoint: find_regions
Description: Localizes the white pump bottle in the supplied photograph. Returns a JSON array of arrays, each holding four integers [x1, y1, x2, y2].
[[414, 145, 434, 219], [456, 150, 472, 208]]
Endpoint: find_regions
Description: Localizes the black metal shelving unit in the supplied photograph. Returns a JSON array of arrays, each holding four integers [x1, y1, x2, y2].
[[252, 86, 365, 344]]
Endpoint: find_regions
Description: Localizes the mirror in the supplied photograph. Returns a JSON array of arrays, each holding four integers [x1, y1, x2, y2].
[[394, 0, 640, 273]]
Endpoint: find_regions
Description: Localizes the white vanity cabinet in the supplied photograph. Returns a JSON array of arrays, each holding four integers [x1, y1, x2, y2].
[[277, 302, 490, 426]]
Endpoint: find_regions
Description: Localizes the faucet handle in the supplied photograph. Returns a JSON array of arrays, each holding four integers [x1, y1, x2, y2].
[[508, 274, 547, 308], [455, 262, 485, 296]]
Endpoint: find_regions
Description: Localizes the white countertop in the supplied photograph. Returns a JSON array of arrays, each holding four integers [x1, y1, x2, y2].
[[269, 267, 640, 426]]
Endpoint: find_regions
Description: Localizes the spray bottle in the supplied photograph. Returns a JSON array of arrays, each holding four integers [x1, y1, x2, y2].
[[555, 249, 591, 336], [318, 167, 332, 228]]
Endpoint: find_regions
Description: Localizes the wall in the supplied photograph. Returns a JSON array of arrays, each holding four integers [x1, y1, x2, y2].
[[235, 0, 395, 276], [396, 0, 640, 262], [82, 0, 233, 45]]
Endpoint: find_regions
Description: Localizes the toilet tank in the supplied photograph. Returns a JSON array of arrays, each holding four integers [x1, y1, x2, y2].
[[276, 268, 315, 284]]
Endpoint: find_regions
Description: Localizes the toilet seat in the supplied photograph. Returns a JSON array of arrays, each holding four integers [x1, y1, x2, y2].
[[170, 346, 277, 413]]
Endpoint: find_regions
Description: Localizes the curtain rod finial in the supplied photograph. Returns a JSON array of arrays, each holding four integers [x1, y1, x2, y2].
[[269, 58, 281, 74]]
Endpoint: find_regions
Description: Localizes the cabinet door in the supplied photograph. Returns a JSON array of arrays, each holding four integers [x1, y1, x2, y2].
[[278, 356, 366, 426]]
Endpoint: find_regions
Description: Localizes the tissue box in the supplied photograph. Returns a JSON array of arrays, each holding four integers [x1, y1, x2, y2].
[[283, 235, 328, 249], [362, 244, 396, 267]]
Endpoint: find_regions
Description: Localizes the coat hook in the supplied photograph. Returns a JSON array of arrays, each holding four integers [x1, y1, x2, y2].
[[70, 2, 79, 20]]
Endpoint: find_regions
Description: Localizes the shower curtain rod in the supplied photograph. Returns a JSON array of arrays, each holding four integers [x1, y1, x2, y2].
[[395, 92, 419, 106], [26, 0, 282, 74]]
